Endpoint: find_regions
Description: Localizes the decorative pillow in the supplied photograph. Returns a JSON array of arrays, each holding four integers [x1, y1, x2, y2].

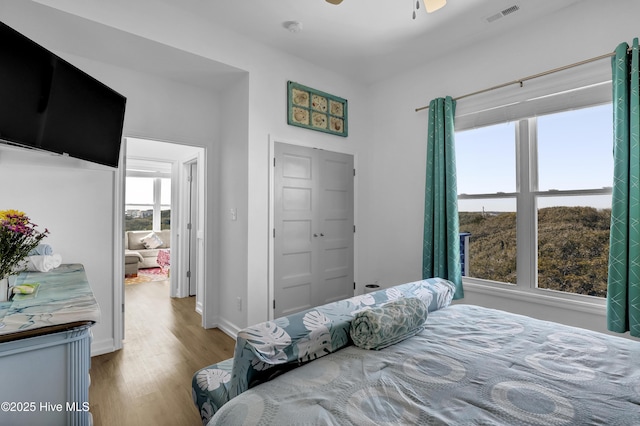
[[140, 232, 164, 249], [191, 278, 455, 422], [350, 297, 428, 350]]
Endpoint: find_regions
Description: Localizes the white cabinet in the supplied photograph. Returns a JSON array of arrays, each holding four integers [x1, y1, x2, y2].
[[0, 325, 93, 425], [0, 264, 98, 426]]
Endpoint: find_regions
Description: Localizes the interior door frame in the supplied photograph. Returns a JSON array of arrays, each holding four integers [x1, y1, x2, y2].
[[114, 138, 208, 352], [176, 148, 207, 322], [113, 139, 126, 351], [186, 160, 198, 297], [268, 135, 358, 320]]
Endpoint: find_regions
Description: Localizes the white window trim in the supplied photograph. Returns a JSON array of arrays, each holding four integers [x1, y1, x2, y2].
[[458, 108, 610, 311], [462, 278, 606, 315], [455, 58, 611, 132], [125, 174, 171, 231], [455, 58, 613, 312]]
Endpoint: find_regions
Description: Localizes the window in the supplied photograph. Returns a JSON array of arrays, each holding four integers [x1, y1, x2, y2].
[[457, 123, 517, 283], [125, 176, 171, 231], [456, 103, 612, 298]]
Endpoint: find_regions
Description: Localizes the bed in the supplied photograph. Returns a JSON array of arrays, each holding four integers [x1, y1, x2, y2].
[[192, 279, 640, 425]]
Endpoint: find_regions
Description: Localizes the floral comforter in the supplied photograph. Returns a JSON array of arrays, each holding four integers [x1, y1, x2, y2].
[[207, 304, 640, 425], [191, 278, 456, 424]]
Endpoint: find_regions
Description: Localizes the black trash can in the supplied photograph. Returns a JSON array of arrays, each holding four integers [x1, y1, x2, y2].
[[364, 284, 380, 294]]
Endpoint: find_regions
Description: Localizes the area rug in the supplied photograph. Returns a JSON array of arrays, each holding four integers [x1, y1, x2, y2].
[[125, 268, 169, 285]]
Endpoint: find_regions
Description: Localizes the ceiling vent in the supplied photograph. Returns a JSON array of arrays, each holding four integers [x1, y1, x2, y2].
[[485, 5, 520, 23]]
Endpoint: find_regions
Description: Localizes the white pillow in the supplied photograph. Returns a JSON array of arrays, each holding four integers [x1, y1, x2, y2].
[[140, 232, 164, 249]]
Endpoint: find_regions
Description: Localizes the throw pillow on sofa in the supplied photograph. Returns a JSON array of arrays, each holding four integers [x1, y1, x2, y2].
[[141, 232, 164, 249]]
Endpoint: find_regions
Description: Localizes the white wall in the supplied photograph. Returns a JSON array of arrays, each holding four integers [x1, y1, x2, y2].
[[243, 62, 368, 326], [6, 0, 637, 348], [45, 1, 371, 329], [63, 57, 222, 147], [0, 43, 224, 354], [361, 0, 640, 339], [214, 75, 249, 334], [1, 0, 369, 346], [31, 0, 370, 331], [0, 148, 115, 345]]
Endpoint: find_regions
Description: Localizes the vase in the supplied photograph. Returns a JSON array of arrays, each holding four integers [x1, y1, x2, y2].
[[0, 276, 8, 302]]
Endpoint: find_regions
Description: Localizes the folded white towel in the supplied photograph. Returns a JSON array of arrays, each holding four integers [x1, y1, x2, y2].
[[23, 254, 62, 272], [28, 244, 53, 256]]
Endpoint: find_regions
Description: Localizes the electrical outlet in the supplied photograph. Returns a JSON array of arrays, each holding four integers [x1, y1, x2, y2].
[[236, 297, 242, 311]]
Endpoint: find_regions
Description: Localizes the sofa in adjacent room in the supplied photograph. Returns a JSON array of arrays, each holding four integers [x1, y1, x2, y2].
[[124, 230, 171, 276]]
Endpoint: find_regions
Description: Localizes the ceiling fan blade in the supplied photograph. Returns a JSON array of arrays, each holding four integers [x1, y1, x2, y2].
[[325, 0, 343, 4], [423, 0, 446, 13]]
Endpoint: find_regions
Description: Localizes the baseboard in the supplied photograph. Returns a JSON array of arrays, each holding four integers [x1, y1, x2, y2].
[[215, 317, 240, 340], [91, 337, 118, 357]]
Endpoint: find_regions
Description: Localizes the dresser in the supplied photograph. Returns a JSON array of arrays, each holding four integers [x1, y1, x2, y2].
[[0, 264, 100, 426]]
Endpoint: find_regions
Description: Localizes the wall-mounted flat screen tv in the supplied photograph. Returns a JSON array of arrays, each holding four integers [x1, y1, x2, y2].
[[0, 21, 126, 168]]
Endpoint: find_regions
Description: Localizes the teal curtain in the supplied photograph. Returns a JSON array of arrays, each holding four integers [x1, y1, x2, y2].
[[608, 39, 640, 337], [423, 96, 464, 299]]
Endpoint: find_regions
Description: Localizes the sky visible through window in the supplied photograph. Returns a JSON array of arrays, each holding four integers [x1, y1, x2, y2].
[[125, 177, 171, 208], [456, 103, 613, 211]]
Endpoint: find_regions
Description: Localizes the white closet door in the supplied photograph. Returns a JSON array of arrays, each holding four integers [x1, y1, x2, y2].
[[274, 143, 354, 317], [316, 149, 354, 305]]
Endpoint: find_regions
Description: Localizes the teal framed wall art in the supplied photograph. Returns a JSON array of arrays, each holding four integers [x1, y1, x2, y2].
[[287, 81, 348, 137]]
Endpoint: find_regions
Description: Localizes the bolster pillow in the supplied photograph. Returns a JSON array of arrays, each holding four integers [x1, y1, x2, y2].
[[350, 297, 428, 350]]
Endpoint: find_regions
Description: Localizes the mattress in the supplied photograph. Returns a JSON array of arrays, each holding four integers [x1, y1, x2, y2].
[[209, 304, 640, 425]]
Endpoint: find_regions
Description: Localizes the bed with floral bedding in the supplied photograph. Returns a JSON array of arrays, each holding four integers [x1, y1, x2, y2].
[[192, 279, 640, 425]]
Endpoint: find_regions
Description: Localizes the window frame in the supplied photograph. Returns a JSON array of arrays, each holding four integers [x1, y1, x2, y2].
[[457, 107, 611, 308], [125, 174, 171, 231]]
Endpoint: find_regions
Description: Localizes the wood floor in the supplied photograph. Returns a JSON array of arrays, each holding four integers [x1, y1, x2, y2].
[[89, 280, 235, 426]]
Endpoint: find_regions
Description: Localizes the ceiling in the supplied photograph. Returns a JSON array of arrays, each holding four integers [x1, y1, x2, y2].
[[154, 0, 586, 83], [7, 0, 587, 89]]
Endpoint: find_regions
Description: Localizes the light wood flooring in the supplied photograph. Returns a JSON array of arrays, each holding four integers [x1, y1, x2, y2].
[[89, 280, 235, 426]]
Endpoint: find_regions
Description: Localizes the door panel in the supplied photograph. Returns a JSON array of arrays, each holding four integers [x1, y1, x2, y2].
[[188, 162, 198, 297], [275, 145, 316, 316], [274, 143, 354, 317], [317, 150, 353, 305], [282, 153, 312, 179]]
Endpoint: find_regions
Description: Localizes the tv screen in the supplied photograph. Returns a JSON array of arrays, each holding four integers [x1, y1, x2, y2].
[[0, 21, 126, 168]]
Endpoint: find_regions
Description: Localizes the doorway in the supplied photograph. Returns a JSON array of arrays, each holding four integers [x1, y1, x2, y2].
[[117, 137, 206, 343], [124, 159, 172, 289]]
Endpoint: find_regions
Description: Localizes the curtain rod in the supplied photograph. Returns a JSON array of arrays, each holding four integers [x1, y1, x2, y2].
[[415, 51, 616, 112]]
